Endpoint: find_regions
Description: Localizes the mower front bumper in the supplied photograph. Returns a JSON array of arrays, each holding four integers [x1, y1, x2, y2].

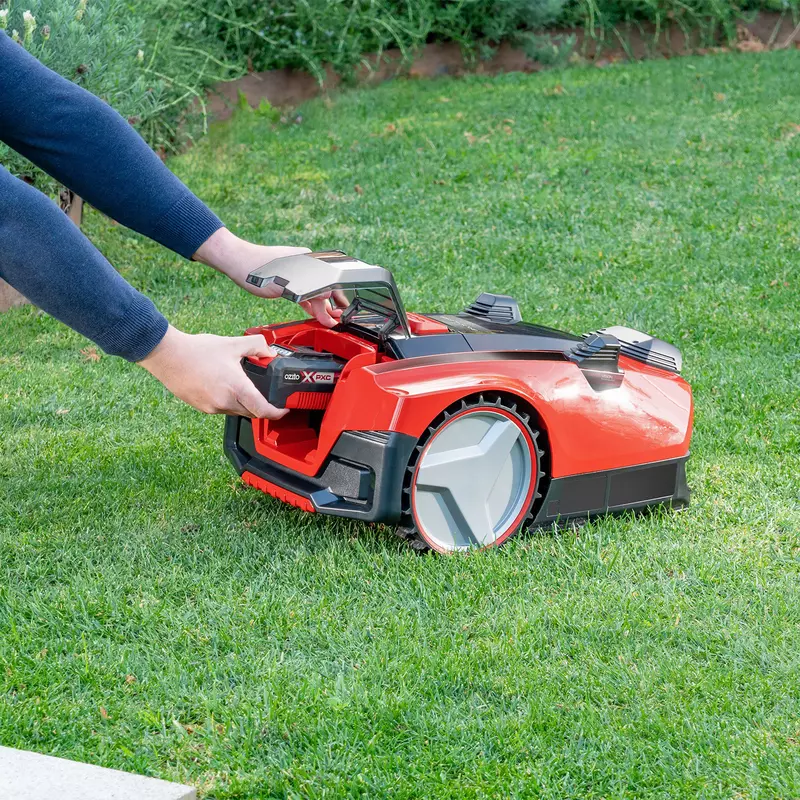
[[224, 416, 416, 524]]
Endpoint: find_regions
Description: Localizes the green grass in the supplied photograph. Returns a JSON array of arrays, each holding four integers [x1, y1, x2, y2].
[[2, 50, 800, 798]]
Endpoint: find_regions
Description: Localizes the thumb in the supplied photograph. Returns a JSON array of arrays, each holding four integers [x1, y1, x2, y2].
[[234, 334, 276, 359]]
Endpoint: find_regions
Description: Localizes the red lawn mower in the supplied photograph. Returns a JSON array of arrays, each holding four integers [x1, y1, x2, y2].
[[225, 251, 692, 552]]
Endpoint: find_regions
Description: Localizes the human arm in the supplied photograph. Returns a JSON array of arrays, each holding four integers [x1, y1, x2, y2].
[[0, 31, 336, 417], [0, 30, 342, 328], [0, 165, 286, 418], [0, 30, 221, 258]]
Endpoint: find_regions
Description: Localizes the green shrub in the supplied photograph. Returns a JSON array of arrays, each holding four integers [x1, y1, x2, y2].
[[157, 0, 570, 82], [150, 0, 800, 97], [435, 0, 569, 46], [562, 0, 798, 44], [560, 0, 739, 41]]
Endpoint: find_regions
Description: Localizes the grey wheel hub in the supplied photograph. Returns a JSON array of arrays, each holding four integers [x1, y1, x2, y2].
[[412, 409, 533, 551]]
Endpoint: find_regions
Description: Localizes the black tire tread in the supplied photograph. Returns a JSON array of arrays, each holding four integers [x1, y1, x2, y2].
[[395, 392, 547, 553]]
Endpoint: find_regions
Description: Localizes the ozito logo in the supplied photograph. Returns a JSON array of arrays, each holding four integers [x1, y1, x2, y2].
[[283, 371, 301, 382], [302, 371, 336, 384]]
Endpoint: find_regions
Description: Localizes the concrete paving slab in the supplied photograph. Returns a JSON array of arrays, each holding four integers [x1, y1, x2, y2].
[[0, 746, 196, 800]]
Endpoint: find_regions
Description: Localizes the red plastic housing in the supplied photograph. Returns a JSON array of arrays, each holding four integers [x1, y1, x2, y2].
[[243, 319, 693, 481]]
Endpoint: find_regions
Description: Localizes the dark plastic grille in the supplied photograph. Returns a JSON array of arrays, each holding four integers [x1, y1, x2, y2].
[[461, 293, 522, 325], [569, 333, 621, 372]]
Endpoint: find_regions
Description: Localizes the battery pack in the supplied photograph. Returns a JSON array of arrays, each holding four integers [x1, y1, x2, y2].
[[243, 344, 346, 410]]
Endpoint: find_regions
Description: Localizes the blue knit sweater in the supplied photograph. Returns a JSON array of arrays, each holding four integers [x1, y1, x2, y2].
[[0, 31, 224, 361]]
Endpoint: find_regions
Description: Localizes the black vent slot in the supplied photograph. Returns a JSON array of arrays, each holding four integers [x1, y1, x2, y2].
[[569, 333, 621, 372], [347, 430, 391, 445], [569, 333, 623, 390], [461, 293, 522, 325], [597, 327, 682, 374]]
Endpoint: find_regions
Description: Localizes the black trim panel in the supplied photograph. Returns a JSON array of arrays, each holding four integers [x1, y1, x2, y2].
[[548, 473, 607, 516], [533, 456, 690, 526], [386, 333, 472, 360], [608, 461, 678, 507], [463, 333, 580, 354], [430, 314, 579, 341], [371, 348, 567, 375], [224, 416, 416, 523]]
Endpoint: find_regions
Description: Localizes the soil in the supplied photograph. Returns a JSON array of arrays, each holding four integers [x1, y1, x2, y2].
[[0, 281, 27, 312]]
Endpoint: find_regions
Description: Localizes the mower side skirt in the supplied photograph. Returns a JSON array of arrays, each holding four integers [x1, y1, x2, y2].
[[224, 416, 416, 523], [532, 456, 690, 527], [227, 415, 690, 528]]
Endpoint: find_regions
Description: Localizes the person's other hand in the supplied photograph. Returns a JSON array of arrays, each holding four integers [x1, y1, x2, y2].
[[193, 228, 344, 327], [138, 325, 287, 419]]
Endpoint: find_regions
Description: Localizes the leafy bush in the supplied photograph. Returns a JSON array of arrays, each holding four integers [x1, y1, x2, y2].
[[0, 0, 151, 185], [157, 0, 570, 82], [150, 0, 800, 96], [561, 0, 797, 44], [560, 0, 739, 40], [435, 0, 569, 46], [1, 0, 152, 110]]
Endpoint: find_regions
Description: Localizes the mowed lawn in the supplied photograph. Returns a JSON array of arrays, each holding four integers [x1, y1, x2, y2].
[[2, 49, 800, 798]]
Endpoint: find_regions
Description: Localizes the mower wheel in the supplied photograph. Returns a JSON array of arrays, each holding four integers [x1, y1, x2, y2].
[[397, 394, 545, 553]]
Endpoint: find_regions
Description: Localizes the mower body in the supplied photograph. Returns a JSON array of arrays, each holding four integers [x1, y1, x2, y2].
[[225, 251, 692, 552]]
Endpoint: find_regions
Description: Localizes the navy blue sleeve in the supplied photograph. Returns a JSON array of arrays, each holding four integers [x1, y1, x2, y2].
[[0, 165, 169, 362], [0, 32, 224, 257], [0, 31, 226, 361]]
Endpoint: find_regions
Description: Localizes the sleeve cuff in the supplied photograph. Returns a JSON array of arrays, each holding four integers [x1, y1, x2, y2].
[[94, 292, 170, 362], [151, 192, 225, 260]]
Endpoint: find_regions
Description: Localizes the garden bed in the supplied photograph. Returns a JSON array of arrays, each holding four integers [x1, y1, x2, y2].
[[208, 11, 800, 118]]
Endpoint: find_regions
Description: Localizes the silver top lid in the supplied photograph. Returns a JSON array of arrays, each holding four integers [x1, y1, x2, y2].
[[246, 250, 410, 337]]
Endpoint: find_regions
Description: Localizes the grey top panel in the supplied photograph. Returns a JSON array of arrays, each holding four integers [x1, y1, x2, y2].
[[598, 325, 682, 373], [246, 251, 410, 337], [246, 252, 393, 302]]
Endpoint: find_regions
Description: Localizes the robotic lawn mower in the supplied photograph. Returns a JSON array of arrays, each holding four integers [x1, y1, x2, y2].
[[225, 251, 693, 552]]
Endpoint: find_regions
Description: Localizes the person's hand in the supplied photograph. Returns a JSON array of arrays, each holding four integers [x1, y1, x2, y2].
[[138, 325, 287, 419], [193, 228, 344, 327]]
